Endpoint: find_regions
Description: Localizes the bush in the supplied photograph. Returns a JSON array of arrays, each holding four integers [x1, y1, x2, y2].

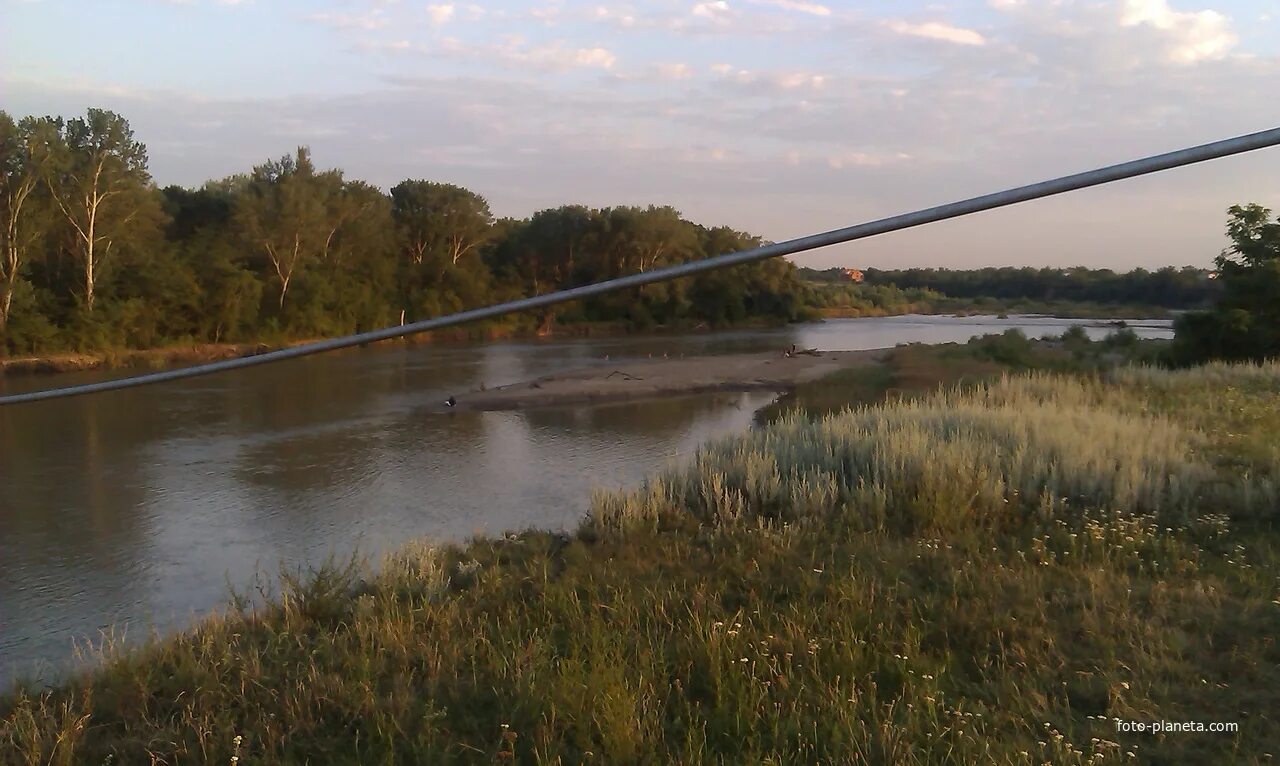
[[968, 329, 1034, 366]]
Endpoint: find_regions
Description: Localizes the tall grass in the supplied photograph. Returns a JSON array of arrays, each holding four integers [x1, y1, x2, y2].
[[600, 371, 1266, 539], [3, 362, 1278, 764]]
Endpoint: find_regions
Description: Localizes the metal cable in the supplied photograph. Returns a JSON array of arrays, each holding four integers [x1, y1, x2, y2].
[[3, 126, 1279, 406]]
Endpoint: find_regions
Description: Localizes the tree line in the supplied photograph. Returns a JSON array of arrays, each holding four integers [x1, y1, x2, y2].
[[799, 265, 1220, 309], [0, 108, 814, 357], [5, 107, 1265, 362]]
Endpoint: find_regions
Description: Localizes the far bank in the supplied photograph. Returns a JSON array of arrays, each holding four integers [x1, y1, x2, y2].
[[0, 301, 1174, 379]]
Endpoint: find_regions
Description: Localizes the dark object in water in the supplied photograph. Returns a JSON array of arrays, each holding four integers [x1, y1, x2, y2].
[[445, 396, 457, 407]]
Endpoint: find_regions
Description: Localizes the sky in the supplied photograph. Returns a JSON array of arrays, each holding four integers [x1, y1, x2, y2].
[[2, 0, 1278, 270]]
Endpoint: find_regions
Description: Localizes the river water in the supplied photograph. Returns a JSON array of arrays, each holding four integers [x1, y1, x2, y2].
[[0, 315, 1173, 687]]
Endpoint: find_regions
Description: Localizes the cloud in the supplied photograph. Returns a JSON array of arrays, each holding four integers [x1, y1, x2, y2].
[[746, 0, 831, 16], [376, 35, 619, 72], [691, 1, 731, 22], [655, 62, 694, 80], [825, 150, 912, 169], [590, 0, 799, 37], [886, 20, 987, 46], [705, 65, 827, 94], [305, 10, 387, 30], [427, 3, 455, 25], [565, 46, 617, 69], [483, 37, 618, 71], [1119, 0, 1236, 63]]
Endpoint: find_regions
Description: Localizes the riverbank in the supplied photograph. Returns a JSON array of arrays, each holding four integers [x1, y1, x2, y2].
[[0, 318, 790, 378], [454, 348, 889, 411], [0, 341, 278, 376], [3, 349, 1277, 763]]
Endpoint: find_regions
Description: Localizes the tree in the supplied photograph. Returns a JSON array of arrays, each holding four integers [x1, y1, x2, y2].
[[0, 113, 57, 330], [613, 205, 697, 273], [1171, 204, 1280, 363], [390, 181, 492, 270], [42, 109, 156, 312], [234, 147, 332, 308]]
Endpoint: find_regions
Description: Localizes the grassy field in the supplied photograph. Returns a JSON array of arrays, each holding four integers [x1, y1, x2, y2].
[[2, 344, 1278, 763]]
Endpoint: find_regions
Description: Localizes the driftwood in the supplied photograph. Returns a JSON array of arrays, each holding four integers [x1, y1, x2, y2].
[[606, 370, 644, 381]]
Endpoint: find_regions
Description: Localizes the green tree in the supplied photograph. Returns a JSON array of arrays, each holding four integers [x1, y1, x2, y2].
[[1171, 204, 1280, 363], [163, 179, 264, 343], [287, 179, 397, 336], [0, 113, 58, 331], [234, 147, 335, 308], [41, 109, 158, 313], [390, 180, 492, 270]]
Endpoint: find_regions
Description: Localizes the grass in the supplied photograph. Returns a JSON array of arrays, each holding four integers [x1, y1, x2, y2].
[[757, 328, 1161, 425], [2, 350, 1278, 763]]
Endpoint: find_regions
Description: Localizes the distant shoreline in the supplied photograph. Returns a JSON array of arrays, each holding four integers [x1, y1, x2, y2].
[[0, 307, 1171, 380]]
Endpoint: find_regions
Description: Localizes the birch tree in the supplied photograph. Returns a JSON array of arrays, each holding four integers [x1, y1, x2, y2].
[[390, 180, 492, 270], [234, 147, 331, 308], [0, 113, 56, 330], [43, 109, 152, 312], [616, 205, 697, 273]]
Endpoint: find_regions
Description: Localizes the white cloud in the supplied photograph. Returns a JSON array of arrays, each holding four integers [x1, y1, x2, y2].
[[656, 63, 694, 80], [567, 46, 617, 68], [747, 0, 831, 16], [306, 10, 387, 30], [1119, 0, 1236, 63], [887, 20, 987, 46], [427, 3, 455, 24], [529, 3, 563, 23], [826, 151, 911, 169], [587, 0, 796, 36], [691, 1, 731, 21], [431, 35, 619, 71]]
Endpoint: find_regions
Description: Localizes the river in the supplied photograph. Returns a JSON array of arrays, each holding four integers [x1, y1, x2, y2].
[[0, 315, 1173, 688]]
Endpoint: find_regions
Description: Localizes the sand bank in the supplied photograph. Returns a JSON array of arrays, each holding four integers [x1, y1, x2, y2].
[[452, 348, 890, 411]]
